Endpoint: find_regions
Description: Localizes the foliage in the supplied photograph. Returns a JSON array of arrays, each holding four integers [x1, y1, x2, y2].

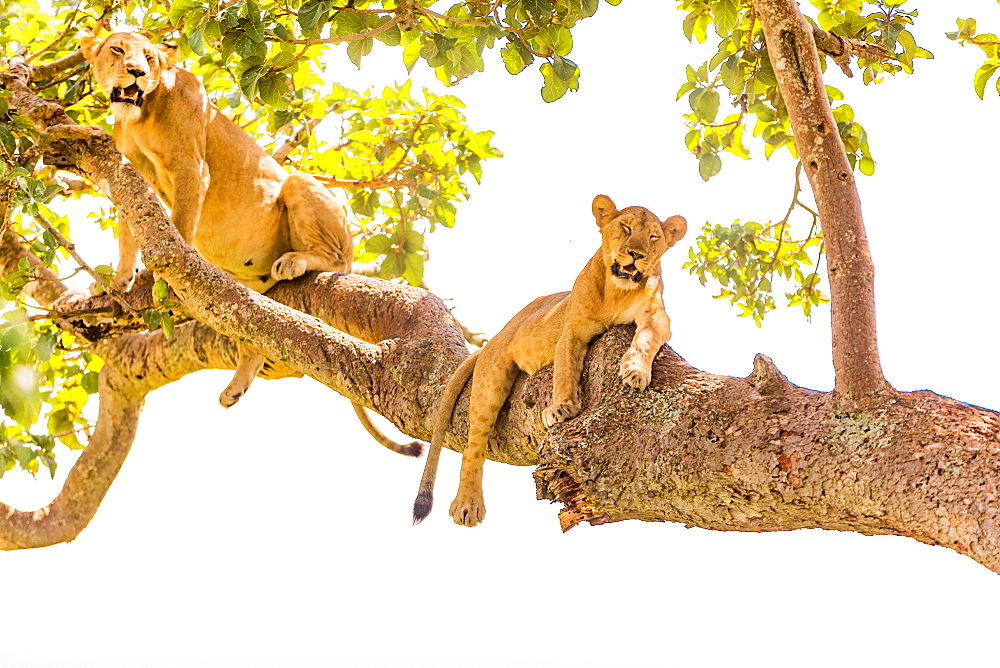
[[675, 0, 933, 182], [683, 162, 828, 323], [0, 0, 501, 472], [673, 0, 933, 320], [946, 17, 1000, 99]]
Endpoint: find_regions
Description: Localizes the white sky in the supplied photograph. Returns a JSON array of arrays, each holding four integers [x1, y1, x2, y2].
[[4, 3, 1000, 666]]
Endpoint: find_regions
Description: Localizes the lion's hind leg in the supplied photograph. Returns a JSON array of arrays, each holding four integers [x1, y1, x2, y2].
[[449, 357, 520, 527], [272, 173, 353, 280], [219, 345, 266, 408]]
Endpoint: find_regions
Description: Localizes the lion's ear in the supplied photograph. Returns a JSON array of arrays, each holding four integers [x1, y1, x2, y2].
[[77, 27, 105, 63], [661, 215, 688, 247], [155, 41, 179, 66], [592, 194, 617, 228]]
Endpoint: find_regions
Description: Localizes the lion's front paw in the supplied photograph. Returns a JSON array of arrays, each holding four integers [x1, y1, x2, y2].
[[619, 356, 652, 390], [109, 276, 136, 294], [91, 269, 137, 296], [542, 400, 581, 428], [271, 253, 308, 281], [449, 488, 485, 527]]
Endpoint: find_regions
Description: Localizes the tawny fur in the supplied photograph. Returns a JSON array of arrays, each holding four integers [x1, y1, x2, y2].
[[79, 29, 421, 457], [413, 195, 687, 526]]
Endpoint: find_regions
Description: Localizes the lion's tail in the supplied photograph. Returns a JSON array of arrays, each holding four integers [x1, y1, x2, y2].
[[351, 403, 423, 457], [412, 350, 481, 525]]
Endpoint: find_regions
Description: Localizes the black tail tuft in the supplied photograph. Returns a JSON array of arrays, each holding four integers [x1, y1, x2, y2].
[[401, 441, 424, 458], [412, 491, 433, 525]]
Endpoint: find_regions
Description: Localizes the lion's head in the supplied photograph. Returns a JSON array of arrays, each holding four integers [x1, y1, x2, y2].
[[592, 194, 687, 290], [79, 29, 178, 121]]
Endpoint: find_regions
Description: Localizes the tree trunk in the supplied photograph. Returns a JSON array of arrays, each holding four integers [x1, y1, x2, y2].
[[751, 0, 888, 403]]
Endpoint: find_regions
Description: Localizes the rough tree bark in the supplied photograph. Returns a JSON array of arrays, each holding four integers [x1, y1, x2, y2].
[[751, 0, 888, 403], [2, 7, 999, 574]]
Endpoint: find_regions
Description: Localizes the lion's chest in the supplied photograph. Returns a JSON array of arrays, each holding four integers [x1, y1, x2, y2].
[[117, 133, 175, 205]]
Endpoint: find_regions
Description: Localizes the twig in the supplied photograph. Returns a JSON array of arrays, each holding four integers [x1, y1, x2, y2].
[[0, 305, 116, 331], [265, 15, 404, 45], [810, 24, 892, 78], [24, 7, 81, 64], [417, 7, 493, 28], [272, 117, 324, 165], [32, 63, 89, 90], [32, 214, 138, 314]]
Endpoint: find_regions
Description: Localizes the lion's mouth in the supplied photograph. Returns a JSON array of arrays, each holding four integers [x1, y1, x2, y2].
[[111, 84, 144, 107], [612, 261, 643, 283]]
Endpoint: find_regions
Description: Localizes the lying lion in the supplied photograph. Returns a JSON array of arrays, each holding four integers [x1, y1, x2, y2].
[[79, 29, 420, 456], [412, 194, 687, 526]]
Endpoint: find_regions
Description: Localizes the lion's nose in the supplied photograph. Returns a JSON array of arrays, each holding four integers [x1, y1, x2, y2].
[[627, 250, 645, 261], [127, 67, 146, 78]]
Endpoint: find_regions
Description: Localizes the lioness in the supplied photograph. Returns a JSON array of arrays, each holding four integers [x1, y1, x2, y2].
[[412, 195, 687, 526], [80, 29, 420, 456]]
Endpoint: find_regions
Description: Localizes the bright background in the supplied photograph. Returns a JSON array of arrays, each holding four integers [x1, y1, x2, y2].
[[4, 3, 1000, 666]]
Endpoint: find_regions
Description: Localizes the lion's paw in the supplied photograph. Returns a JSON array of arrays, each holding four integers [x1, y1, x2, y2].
[[271, 253, 308, 281], [218, 386, 245, 408], [109, 275, 136, 294], [542, 400, 581, 428], [449, 489, 485, 527], [619, 357, 652, 390]]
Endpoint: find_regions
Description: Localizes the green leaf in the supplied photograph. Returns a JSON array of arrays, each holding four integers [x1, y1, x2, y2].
[[522, 0, 552, 25], [142, 310, 162, 331], [187, 25, 206, 56], [239, 65, 266, 99], [973, 63, 998, 100], [347, 38, 374, 68], [365, 234, 392, 254], [160, 313, 174, 338], [501, 45, 527, 75], [0, 123, 14, 156], [698, 153, 722, 181], [298, 0, 331, 35], [374, 23, 401, 47], [153, 278, 169, 303], [259, 73, 291, 109], [168, 0, 203, 25], [540, 62, 569, 102], [402, 40, 422, 73], [714, 0, 739, 37], [403, 252, 424, 286]]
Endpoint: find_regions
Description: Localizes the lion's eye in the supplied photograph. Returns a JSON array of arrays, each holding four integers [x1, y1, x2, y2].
[[146, 54, 154, 62], [110, 46, 124, 56], [650, 235, 660, 242], [621, 224, 631, 234]]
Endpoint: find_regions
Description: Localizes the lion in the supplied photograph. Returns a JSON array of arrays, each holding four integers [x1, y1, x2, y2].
[[412, 194, 687, 526], [79, 29, 421, 457]]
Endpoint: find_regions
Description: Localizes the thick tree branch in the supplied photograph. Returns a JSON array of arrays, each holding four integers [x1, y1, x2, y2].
[[0, 369, 143, 550], [533, 328, 1000, 574], [751, 0, 888, 403]]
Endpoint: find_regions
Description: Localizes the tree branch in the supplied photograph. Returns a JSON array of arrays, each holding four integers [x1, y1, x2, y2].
[[751, 0, 888, 403], [0, 370, 143, 550], [810, 24, 892, 77]]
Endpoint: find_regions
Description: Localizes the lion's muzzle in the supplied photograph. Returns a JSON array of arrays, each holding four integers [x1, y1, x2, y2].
[[111, 84, 144, 107], [612, 261, 643, 283]]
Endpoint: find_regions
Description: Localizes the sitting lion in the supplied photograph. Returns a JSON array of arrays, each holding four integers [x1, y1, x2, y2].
[[412, 194, 687, 526], [79, 29, 420, 456]]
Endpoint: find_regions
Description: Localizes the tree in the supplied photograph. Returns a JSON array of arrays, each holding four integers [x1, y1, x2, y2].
[[1, 0, 999, 585]]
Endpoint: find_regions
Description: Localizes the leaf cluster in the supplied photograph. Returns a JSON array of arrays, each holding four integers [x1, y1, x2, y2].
[[683, 216, 827, 324], [947, 18, 1000, 99], [673, 0, 932, 322]]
